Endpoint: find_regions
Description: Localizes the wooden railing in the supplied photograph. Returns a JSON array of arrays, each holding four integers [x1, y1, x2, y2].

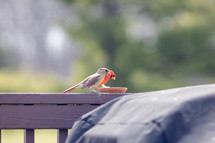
[[0, 93, 128, 143]]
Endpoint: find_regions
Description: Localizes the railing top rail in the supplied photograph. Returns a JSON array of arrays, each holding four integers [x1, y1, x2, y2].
[[0, 93, 129, 104], [0, 93, 130, 129]]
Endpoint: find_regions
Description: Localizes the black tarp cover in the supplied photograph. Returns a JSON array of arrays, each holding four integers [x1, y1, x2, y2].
[[66, 84, 215, 143]]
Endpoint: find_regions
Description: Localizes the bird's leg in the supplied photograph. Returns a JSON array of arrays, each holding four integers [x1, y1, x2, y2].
[[89, 87, 97, 93]]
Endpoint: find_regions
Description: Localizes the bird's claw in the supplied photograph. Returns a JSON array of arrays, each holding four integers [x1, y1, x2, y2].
[[89, 87, 97, 93]]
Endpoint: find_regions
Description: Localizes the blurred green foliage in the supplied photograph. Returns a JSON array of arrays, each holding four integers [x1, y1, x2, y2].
[[0, 68, 64, 92], [1, 1, 215, 142], [1, 0, 215, 93], [64, 0, 215, 92]]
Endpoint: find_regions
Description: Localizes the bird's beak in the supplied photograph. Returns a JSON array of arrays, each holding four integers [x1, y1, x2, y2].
[[109, 70, 116, 80]]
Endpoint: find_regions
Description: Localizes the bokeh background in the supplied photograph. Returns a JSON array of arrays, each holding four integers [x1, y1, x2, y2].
[[1, 0, 215, 143], [1, 0, 215, 93]]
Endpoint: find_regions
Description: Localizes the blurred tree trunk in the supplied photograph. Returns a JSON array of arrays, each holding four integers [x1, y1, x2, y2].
[[102, 0, 120, 68]]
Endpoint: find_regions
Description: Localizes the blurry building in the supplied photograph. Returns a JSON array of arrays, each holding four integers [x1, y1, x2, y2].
[[0, 0, 79, 77]]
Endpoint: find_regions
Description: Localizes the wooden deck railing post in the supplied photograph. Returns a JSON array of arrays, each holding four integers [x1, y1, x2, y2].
[[58, 129, 68, 143], [25, 129, 34, 143]]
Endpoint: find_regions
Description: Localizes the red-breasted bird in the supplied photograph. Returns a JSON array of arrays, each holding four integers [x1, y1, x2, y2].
[[63, 68, 115, 93]]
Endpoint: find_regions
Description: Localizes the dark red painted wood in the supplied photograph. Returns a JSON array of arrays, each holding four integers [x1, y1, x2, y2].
[[0, 105, 98, 129], [0, 93, 128, 104], [58, 129, 68, 143], [25, 129, 34, 143]]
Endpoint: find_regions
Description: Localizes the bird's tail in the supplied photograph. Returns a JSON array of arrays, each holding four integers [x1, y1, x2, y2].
[[63, 84, 80, 93]]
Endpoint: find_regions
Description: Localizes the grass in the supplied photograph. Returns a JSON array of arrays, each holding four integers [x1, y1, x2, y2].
[[1, 129, 71, 143]]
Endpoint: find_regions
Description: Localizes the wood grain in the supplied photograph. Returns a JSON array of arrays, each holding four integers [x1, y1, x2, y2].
[[0, 105, 98, 129], [0, 93, 128, 104], [0, 93, 128, 142]]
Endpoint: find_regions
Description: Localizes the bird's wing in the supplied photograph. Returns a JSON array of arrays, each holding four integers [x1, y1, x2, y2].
[[81, 74, 101, 89]]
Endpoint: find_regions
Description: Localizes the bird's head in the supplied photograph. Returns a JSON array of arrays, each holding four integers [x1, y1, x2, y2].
[[97, 68, 108, 74], [97, 68, 116, 80]]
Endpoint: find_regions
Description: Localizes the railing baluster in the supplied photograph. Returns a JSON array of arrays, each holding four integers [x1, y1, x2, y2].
[[25, 129, 34, 143], [58, 129, 68, 143]]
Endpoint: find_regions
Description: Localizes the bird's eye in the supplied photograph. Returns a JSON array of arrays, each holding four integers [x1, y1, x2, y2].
[[105, 69, 108, 72]]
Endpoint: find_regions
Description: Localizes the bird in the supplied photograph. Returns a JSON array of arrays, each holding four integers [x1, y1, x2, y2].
[[63, 68, 115, 93]]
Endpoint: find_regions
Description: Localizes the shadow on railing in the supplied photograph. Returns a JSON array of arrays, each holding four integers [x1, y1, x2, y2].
[[0, 93, 129, 143]]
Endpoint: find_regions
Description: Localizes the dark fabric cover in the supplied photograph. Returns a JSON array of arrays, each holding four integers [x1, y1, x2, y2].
[[66, 84, 215, 143]]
